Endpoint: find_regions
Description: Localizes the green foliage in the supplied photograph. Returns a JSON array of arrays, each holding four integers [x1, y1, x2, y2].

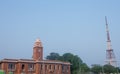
[[46, 52, 89, 74], [46, 52, 60, 60], [46, 52, 120, 74], [80, 63, 90, 72], [62, 53, 83, 74], [91, 64, 102, 74], [116, 67, 120, 73], [103, 64, 117, 73], [0, 70, 5, 74], [91, 64, 120, 74]]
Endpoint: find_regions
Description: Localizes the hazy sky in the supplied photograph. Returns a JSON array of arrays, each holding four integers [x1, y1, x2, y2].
[[0, 0, 120, 66]]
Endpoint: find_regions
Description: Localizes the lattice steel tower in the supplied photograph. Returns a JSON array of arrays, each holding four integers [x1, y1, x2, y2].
[[105, 16, 117, 67]]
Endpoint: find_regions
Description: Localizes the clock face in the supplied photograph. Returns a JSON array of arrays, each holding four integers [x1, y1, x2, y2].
[[38, 49, 41, 52]]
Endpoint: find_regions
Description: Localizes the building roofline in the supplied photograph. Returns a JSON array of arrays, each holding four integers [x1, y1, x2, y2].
[[0, 58, 70, 65]]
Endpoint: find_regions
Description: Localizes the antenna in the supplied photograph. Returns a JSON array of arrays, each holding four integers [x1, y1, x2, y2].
[[105, 16, 111, 42], [105, 16, 117, 67]]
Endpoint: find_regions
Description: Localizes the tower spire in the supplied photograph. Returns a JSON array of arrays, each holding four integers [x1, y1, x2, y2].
[[105, 16, 117, 67], [105, 16, 111, 42]]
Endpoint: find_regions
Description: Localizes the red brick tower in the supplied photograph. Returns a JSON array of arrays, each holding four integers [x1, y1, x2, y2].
[[33, 39, 43, 61]]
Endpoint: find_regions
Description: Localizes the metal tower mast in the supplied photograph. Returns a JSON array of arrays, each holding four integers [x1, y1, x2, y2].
[[105, 16, 117, 67]]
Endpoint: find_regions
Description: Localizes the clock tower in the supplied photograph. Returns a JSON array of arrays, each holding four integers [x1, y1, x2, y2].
[[33, 38, 43, 61]]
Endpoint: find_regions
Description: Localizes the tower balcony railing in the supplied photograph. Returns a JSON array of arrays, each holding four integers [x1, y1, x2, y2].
[[8, 68, 16, 71]]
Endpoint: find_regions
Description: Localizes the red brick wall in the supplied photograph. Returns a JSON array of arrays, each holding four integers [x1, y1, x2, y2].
[[1, 62, 70, 74], [33, 47, 43, 61]]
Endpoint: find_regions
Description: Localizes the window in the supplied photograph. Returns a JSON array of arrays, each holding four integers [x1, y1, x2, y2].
[[28, 64, 34, 71], [40, 64, 42, 70], [45, 65, 47, 69], [58, 65, 61, 70], [21, 64, 25, 71], [66, 66, 69, 70], [53, 65, 55, 70], [0, 63, 1, 69], [62, 65, 66, 72], [62, 65, 64, 70], [55, 65, 58, 70], [50, 65, 52, 69], [8, 63, 15, 70]]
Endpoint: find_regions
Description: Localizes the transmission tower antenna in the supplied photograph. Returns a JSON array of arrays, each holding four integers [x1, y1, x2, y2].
[[105, 16, 117, 67]]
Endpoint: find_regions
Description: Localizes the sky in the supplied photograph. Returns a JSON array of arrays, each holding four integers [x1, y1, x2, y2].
[[0, 0, 120, 66]]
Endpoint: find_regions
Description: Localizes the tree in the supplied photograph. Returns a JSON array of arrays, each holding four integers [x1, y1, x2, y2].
[[91, 64, 102, 74], [80, 63, 90, 72], [62, 53, 83, 74], [46, 52, 60, 60], [103, 64, 117, 74], [46, 52, 89, 74], [115, 67, 120, 73]]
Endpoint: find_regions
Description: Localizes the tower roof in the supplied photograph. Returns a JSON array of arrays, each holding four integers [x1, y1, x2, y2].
[[34, 38, 43, 47], [36, 38, 41, 42]]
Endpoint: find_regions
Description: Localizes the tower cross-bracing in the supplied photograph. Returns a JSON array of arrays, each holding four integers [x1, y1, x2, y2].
[[105, 16, 117, 67]]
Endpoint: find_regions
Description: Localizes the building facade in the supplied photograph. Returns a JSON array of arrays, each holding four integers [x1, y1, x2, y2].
[[0, 39, 71, 74]]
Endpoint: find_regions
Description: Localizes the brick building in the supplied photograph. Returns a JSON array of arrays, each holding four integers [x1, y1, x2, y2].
[[0, 39, 71, 74]]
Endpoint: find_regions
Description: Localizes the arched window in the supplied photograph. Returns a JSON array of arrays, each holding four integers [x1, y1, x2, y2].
[[0, 63, 1, 69], [8, 63, 15, 70], [21, 64, 25, 71], [28, 64, 34, 71]]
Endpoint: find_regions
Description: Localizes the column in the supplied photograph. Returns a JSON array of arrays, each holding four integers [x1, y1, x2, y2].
[[35, 63, 40, 74], [68, 65, 71, 74]]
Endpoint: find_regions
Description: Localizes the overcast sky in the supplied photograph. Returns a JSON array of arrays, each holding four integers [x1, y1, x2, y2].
[[0, 0, 120, 66]]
